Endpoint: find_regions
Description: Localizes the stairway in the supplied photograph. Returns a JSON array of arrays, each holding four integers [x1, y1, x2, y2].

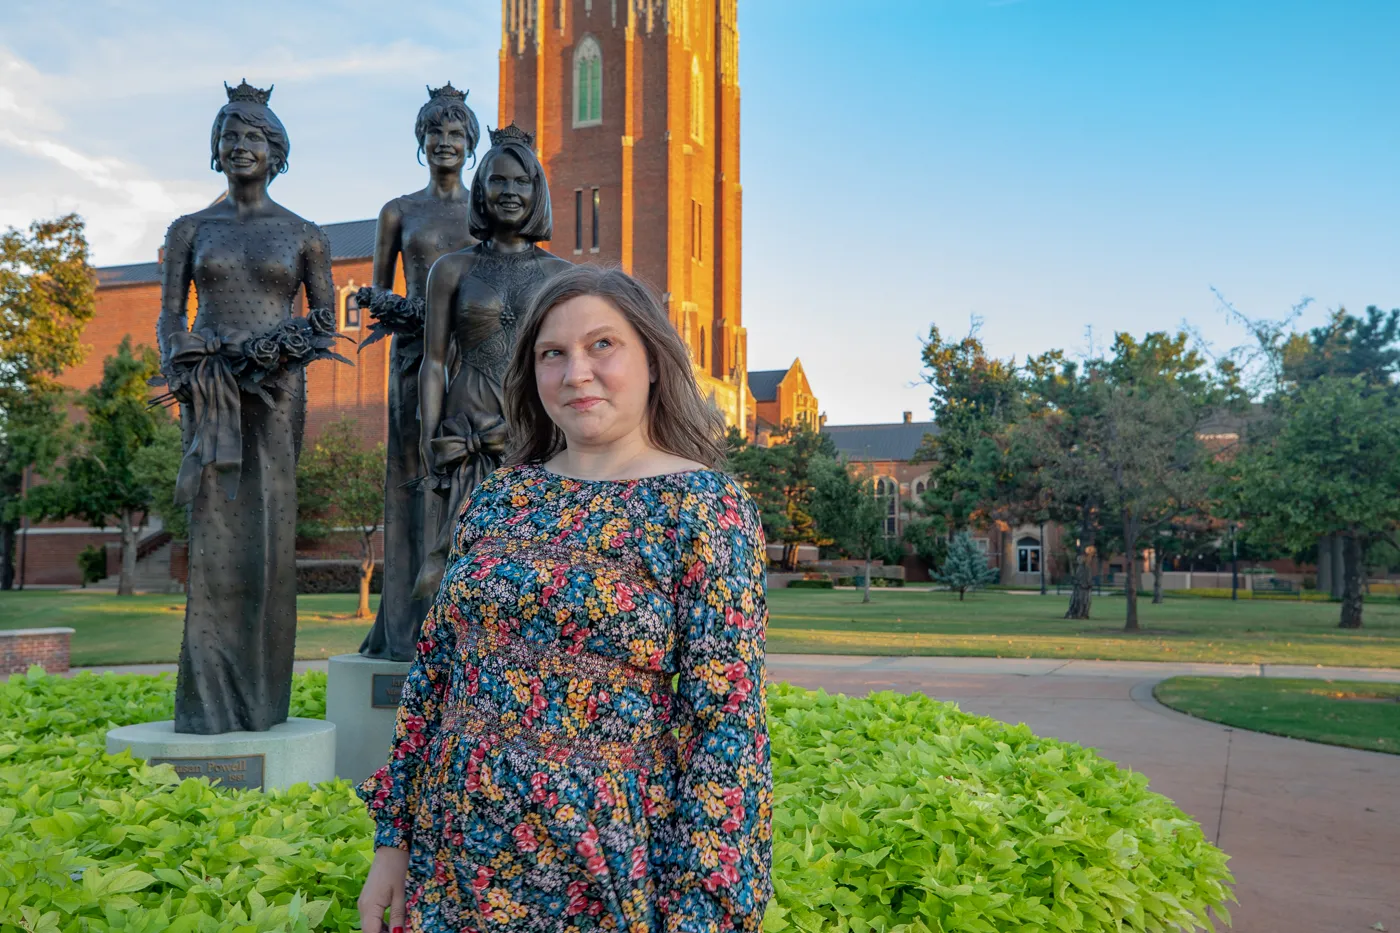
[[92, 541, 181, 593]]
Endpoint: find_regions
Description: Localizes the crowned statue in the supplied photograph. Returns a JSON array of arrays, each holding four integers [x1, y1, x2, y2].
[[413, 123, 572, 598], [153, 80, 349, 734], [355, 83, 481, 662]]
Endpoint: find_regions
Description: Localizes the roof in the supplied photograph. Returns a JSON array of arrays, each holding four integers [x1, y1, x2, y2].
[[822, 420, 939, 463], [95, 218, 379, 287], [747, 368, 788, 402]]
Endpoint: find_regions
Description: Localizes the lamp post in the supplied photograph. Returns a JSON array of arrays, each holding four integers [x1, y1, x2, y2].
[[1230, 523, 1239, 601]]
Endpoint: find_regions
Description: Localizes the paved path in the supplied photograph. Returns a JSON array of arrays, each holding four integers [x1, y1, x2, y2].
[[69, 655, 1400, 932]]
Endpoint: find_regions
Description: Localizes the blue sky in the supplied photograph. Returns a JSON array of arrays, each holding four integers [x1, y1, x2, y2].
[[2, 1, 1396, 423]]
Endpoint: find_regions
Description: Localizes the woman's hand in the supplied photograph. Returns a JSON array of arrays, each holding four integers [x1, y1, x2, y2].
[[358, 845, 409, 933]]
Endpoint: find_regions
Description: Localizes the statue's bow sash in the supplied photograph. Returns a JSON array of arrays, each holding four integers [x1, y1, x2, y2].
[[166, 328, 248, 506]]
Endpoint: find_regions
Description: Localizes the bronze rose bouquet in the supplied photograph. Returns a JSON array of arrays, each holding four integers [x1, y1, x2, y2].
[[355, 285, 428, 364], [150, 309, 352, 408]]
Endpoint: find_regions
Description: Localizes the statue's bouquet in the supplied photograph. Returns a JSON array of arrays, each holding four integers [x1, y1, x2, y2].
[[150, 308, 352, 408], [355, 286, 428, 362]]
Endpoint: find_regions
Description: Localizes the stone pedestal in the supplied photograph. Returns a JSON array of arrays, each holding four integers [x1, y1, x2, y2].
[[105, 718, 335, 792], [326, 653, 411, 785]]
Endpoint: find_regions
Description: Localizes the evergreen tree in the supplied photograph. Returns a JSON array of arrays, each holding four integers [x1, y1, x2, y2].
[[935, 532, 999, 600]]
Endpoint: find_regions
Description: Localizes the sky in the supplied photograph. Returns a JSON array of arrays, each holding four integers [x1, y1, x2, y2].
[[2, 0, 1397, 424]]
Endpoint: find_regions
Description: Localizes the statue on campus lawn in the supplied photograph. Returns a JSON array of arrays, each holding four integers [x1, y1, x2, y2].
[[355, 84, 481, 662], [152, 80, 348, 734], [412, 123, 571, 598]]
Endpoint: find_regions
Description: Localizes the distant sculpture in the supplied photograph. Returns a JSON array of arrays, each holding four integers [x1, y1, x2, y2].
[[413, 124, 571, 597], [355, 83, 481, 662], [153, 80, 347, 734]]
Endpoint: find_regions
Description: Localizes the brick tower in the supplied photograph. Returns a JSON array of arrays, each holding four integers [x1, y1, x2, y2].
[[499, 0, 750, 434]]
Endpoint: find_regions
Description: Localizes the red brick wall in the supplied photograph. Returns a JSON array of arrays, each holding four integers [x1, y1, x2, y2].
[[499, 0, 744, 391], [0, 629, 73, 675], [15, 531, 119, 587]]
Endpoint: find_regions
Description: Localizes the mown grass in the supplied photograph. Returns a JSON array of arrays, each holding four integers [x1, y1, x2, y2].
[[1154, 676, 1400, 754], [4, 587, 1400, 668]]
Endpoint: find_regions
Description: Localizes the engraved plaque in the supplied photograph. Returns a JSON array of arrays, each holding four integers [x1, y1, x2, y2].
[[371, 673, 408, 709], [149, 754, 265, 791]]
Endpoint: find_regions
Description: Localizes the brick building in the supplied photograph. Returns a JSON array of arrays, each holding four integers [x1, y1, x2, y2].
[[822, 413, 1063, 585], [748, 360, 818, 440], [499, 0, 757, 432]]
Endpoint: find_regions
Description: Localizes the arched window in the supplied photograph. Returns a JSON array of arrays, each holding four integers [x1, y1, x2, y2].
[[342, 288, 360, 328], [1016, 535, 1042, 574], [574, 37, 602, 127], [689, 55, 704, 141], [875, 477, 898, 537]]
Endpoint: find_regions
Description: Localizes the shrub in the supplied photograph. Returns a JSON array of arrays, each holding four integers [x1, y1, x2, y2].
[[786, 578, 834, 590], [295, 561, 383, 595], [77, 545, 107, 586], [0, 671, 1234, 932]]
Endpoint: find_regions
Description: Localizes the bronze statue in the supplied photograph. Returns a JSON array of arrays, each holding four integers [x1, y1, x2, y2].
[[154, 81, 346, 734], [413, 124, 571, 597], [355, 84, 480, 662]]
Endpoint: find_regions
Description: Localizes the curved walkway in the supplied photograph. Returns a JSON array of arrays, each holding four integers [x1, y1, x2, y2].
[[70, 655, 1400, 932]]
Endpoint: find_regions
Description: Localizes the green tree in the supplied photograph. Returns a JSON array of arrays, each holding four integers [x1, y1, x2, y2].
[[1230, 377, 1400, 628], [911, 321, 1026, 549], [935, 531, 999, 600], [810, 455, 886, 603], [23, 339, 172, 595], [130, 418, 189, 541], [0, 213, 96, 588], [297, 417, 386, 619], [727, 422, 835, 570]]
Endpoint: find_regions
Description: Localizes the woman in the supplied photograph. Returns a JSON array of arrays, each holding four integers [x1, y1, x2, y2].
[[412, 123, 572, 598], [357, 265, 774, 932], [156, 80, 339, 733], [357, 83, 481, 661]]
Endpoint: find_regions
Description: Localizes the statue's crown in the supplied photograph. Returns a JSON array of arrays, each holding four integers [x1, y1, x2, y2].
[[225, 79, 273, 105], [427, 82, 468, 102], [489, 122, 534, 148]]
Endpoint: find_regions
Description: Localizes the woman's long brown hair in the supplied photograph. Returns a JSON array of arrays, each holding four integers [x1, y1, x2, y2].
[[503, 264, 727, 468]]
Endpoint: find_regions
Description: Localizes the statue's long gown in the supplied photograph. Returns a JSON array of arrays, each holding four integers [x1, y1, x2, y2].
[[359, 198, 474, 661], [159, 212, 335, 734], [415, 244, 562, 598]]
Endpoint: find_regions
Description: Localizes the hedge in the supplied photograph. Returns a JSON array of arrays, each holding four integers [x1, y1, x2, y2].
[[0, 670, 1233, 932]]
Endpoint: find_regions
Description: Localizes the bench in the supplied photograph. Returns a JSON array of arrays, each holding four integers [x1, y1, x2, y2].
[[1254, 578, 1300, 598]]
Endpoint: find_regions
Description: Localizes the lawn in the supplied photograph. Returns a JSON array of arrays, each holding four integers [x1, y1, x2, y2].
[[0, 591, 378, 666], [4, 587, 1400, 668], [1154, 676, 1400, 754]]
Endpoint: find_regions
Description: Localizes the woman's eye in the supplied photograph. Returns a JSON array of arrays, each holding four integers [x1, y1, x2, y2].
[[539, 349, 560, 359], [593, 338, 612, 350]]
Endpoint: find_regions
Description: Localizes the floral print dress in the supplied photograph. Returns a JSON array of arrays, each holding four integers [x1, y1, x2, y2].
[[357, 464, 773, 932]]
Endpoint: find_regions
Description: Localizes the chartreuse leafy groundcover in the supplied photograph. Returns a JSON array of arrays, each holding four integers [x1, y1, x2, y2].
[[0, 670, 1233, 933]]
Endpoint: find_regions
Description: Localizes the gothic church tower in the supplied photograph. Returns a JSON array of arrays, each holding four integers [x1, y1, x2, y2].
[[499, 0, 750, 434]]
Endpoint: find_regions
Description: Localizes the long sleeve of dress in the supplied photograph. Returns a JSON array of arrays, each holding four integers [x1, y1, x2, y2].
[[659, 480, 774, 933], [356, 601, 457, 850]]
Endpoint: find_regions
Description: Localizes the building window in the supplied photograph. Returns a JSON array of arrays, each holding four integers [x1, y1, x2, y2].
[[1017, 536, 1041, 574], [343, 290, 360, 328], [875, 477, 898, 537], [574, 189, 583, 253], [690, 55, 704, 141], [573, 37, 603, 127], [972, 537, 990, 555], [591, 187, 600, 251], [690, 200, 703, 261]]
